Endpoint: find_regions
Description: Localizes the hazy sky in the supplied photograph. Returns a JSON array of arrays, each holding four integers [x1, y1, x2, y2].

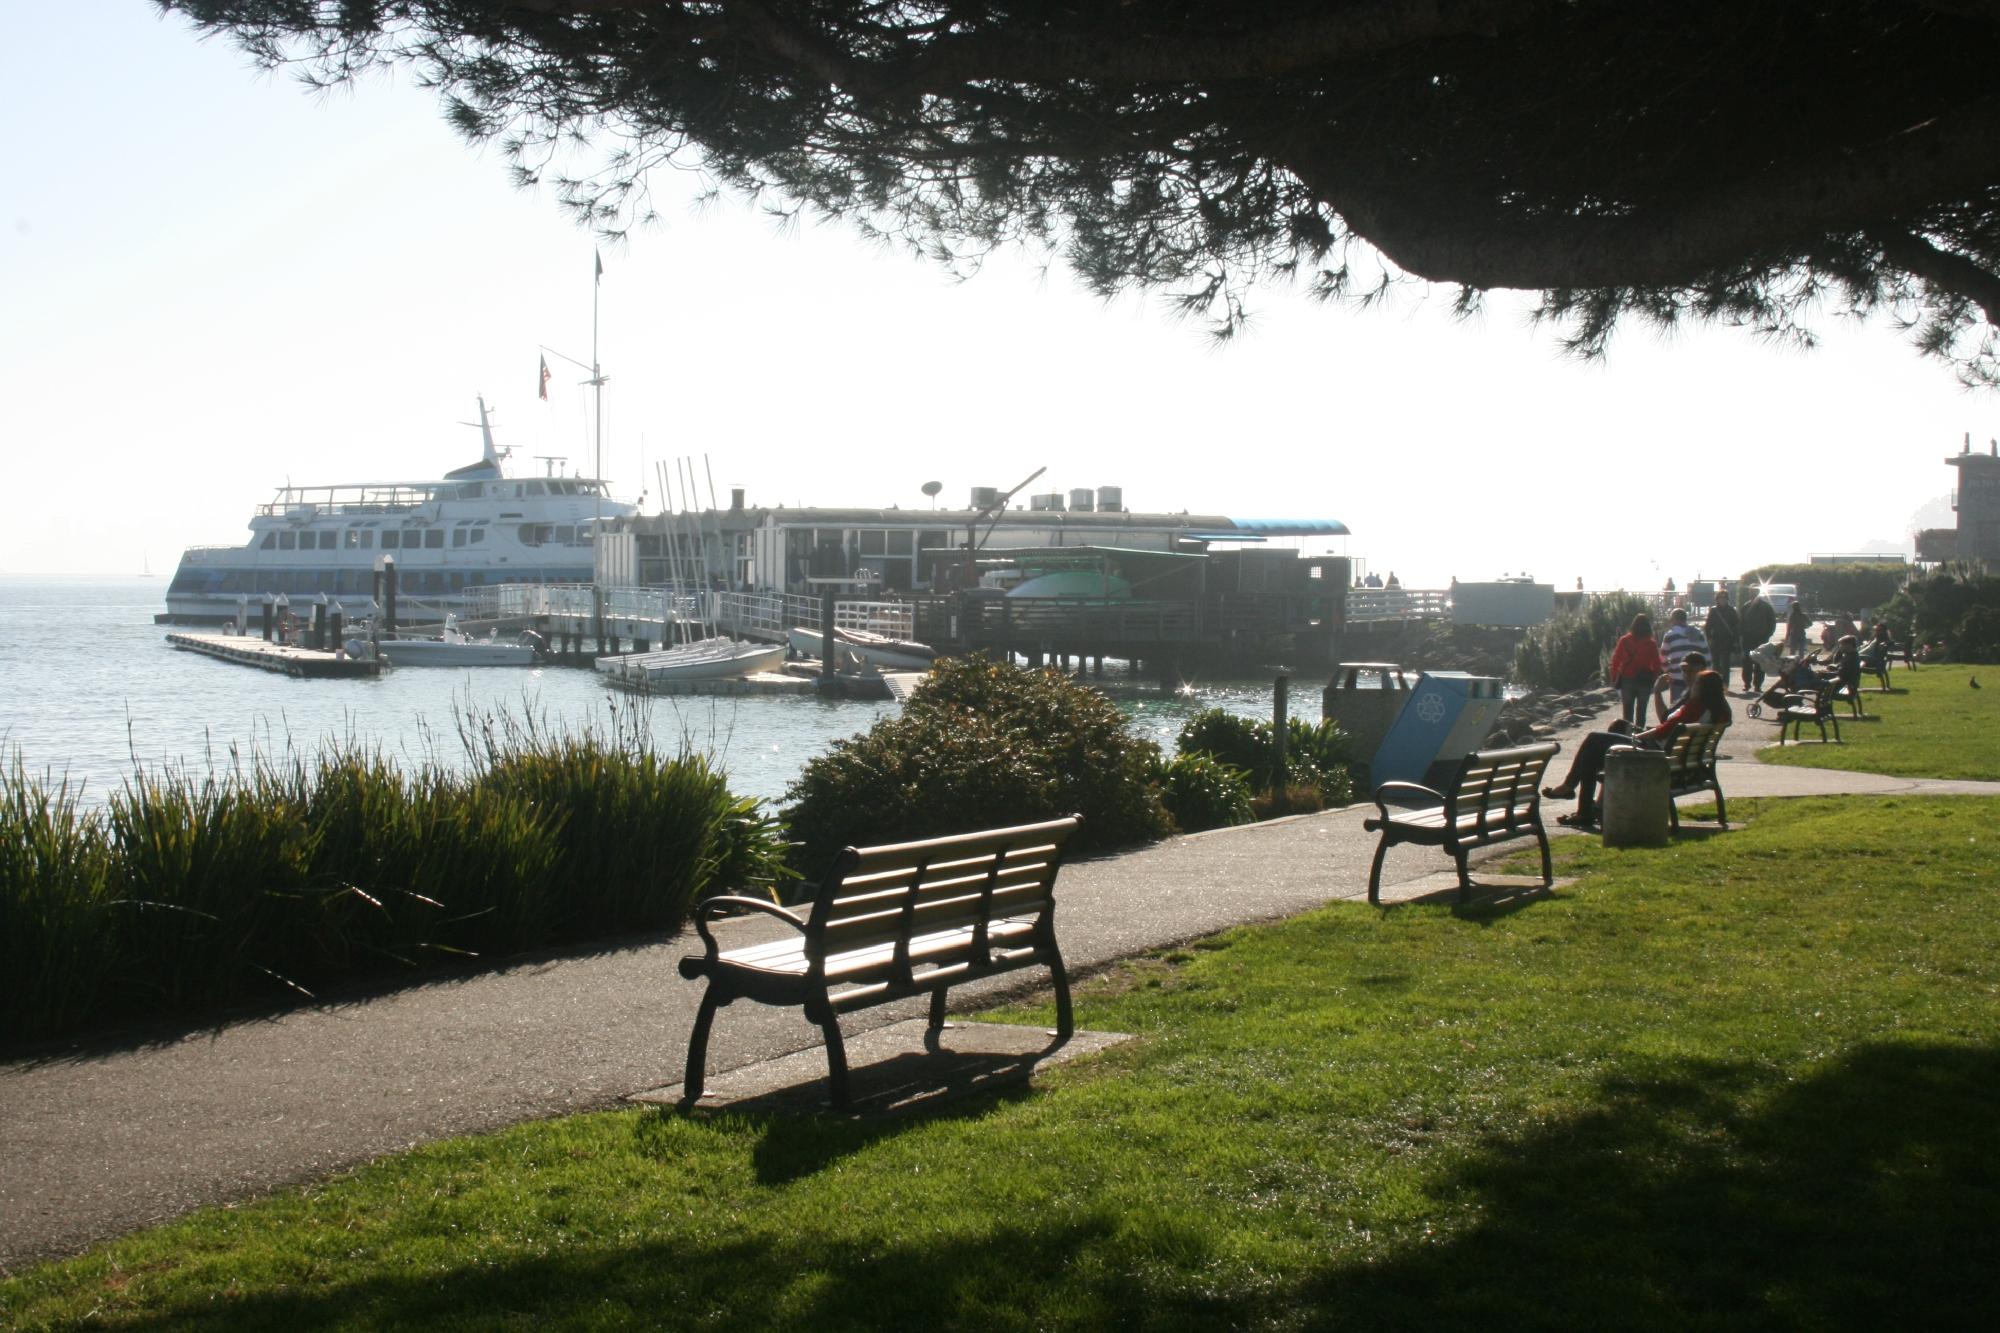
[[3, 5, 1988, 588]]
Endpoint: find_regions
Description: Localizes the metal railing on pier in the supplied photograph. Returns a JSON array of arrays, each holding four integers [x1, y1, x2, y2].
[[1343, 588, 1452, 624]]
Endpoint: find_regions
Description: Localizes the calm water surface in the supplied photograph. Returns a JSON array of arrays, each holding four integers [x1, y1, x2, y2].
[[0, 577, 1307, 806]]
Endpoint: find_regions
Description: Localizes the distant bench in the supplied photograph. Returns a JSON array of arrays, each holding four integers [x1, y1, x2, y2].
[[1362, 743, 1561, 904], [678, 816, 1082, 1108]]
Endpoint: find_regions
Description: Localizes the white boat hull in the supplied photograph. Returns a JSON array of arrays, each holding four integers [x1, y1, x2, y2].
[[378, 638, 540, 667], [786, 626, 936, 672], [599, 639, 785, 686]]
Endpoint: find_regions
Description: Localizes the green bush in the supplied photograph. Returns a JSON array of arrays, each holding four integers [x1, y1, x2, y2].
[[1513, 591, 1652, 690], [1736, 562, 1908, 614], [1953, 605, 2000, 662], [1158, 752, 1255, 833], [0, 713, 784, 1048], [1875, 567, 2000, 658], [782, 656, 1172, 872], [1173, 710, 1356, 804]]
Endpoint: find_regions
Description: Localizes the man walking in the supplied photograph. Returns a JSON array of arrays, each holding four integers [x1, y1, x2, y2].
[[1738, 589, 1777, 692], [1704, 590, 1742, 689], [1660, 606, 1709, 706]]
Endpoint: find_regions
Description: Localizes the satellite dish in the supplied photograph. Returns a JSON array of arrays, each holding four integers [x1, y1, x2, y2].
[[921, 481, 942, 497]]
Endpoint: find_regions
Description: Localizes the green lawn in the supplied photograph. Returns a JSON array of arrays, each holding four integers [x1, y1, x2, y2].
[[5, 797, 1998, 1330], [1756, 662, 2000, 780]]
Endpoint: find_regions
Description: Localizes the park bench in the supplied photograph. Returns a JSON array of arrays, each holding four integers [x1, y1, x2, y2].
[[1587, 722, 1730, 831], [1775, 683, 1842, 745], [1362, 742, 1560, 904], [678, 815, 1081, 1108]]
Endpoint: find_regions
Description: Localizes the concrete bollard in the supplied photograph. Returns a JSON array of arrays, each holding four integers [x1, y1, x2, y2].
[[1601, 747, 1671, 848]]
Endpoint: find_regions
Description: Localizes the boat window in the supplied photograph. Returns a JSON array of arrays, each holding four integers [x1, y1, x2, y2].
[[859, 530, 886, 556], [888, 530, 913, 555], [470, 529, 485, 545], [259, 533, 276, 550], [278, 531, 296, 550], [254, 572, 273, 593], [450, 572, 465, 591], [526, 482, 546, 496], [919, 530, 949, 549], [344, 530, 360, 549], [359, 532, 373, 549], [519, 524, 541, 546], [381, 531, 399, 550], [319, 531, 337, 549], [452, 529, 467, 547], [556, 526, 576, 545], [424, 529, 444, 549], [458, 483, 482, 500]]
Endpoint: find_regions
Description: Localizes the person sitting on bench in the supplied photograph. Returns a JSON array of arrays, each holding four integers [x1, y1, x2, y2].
[[1542, 659, 1732, 827]]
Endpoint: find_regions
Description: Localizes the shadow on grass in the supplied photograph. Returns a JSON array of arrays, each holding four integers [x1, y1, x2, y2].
[[1293, 1039, 2000, 1328], [94, 1041, 1999, 1330]]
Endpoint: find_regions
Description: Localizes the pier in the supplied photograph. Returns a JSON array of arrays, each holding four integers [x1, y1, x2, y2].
[[165, 632, 383, 679]]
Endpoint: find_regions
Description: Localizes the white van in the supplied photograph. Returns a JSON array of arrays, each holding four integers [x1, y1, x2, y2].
[[1759, 583, 1799, 617]]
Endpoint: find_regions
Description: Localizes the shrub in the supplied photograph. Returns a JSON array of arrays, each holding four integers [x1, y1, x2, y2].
[[1172, 709, 1356, 809], [1736, 561, 1908, 613], [0, 713, 784, 1048], [1953, 605, 2000, 662], [1158, 752, 1256, 833], [1875, 567, 2000, 658], [1250, 782, 1328, 822], [1513, 591, 1652, 690], [782, 656, 1172, 872]]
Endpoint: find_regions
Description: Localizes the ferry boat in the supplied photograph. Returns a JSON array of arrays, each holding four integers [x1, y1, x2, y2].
[[159, 399, 637, 625]]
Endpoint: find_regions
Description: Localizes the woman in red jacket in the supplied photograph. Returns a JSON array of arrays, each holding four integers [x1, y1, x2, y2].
[[1608, 613, 1666, 728]]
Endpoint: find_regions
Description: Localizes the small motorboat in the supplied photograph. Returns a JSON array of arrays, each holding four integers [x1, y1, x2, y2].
[[786, 625, 936, 671], [378, 618, 544, 667], [597, 638, 786, 689]]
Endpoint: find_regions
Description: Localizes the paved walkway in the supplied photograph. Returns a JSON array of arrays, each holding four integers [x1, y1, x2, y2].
[[4, 705, 1996, 1274]]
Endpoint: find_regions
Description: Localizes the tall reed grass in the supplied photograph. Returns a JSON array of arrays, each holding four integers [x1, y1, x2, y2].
[[1512, 591, 1654, 690], [0, 707, 789, 1047]]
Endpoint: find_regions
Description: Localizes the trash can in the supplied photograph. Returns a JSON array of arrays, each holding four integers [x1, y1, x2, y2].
[[1370, 672, 1507, 788], [1601, 747, 1670, 847], [1321, 662, 1412, 763]]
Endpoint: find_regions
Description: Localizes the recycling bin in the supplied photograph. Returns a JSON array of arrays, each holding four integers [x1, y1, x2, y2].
[[1370, 671, 1508, 789], [1320, 662, 1412, 762]]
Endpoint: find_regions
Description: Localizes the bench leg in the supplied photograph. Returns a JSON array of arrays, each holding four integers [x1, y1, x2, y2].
[[682, 985, 724, 1104], [1452, 846, 1472, 903], [927, 987, 949, 1032], [1535, 823, 1553, 888], [1713, 783, 1728, 830], [1668, 798, 1681, 833], [814, 1008, 852, 1110], [1367, 835, 1390, 905], [1047, 943, 1076, 1041]]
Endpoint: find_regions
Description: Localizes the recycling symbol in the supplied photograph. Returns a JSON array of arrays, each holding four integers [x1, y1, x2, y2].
[[1415, 694, 1448, 724]]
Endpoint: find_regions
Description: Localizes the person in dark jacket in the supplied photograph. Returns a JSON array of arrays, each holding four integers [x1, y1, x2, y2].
[[1704, 591, 1742, 688], [1738, 590, 1777, 692], [1784, 600, 1811, 655]]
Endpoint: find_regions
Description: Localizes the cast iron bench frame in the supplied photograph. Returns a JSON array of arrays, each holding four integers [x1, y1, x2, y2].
[[1775, 683, 1843, 745], [1362, 742, 1560, 904], [678, 815, 1081, 1108]]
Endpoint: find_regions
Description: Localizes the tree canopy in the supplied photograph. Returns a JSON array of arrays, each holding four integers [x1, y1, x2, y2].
[[164, 1, 2000, 382]]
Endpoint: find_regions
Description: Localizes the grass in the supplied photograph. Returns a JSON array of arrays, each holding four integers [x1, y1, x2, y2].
[[1756, 661, 2000, 780], [5, 794, 1997, 1329]]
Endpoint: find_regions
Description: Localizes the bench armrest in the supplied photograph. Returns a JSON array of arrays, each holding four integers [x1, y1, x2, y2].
[[681, 897, 808, 978], [1373, 781, 1444, 816]]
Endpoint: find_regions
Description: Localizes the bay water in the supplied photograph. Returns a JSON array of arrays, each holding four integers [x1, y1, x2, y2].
[[0, 576, 1312, 808]]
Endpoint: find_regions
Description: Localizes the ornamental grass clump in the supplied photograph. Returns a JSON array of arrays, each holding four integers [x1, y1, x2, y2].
[[0, 711, 786, 1048], [782, 655, 1172, 871], [1513, 590, 1652, 690]]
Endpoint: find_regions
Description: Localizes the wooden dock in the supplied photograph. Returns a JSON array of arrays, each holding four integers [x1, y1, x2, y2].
[[165, 632, 383, 679]]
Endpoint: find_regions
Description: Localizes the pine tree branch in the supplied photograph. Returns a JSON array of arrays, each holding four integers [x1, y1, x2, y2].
[[1874, 229, 2000, 325]]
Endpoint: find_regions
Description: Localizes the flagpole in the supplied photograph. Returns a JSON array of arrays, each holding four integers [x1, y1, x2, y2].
[[591, 248, 605, 646]]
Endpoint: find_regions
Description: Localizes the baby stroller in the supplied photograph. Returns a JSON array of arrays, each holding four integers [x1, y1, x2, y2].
[[1753, 650, 1827, 720]]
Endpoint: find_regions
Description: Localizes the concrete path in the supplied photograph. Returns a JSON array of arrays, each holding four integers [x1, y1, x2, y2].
[[4, 706, 1996, 1274]]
